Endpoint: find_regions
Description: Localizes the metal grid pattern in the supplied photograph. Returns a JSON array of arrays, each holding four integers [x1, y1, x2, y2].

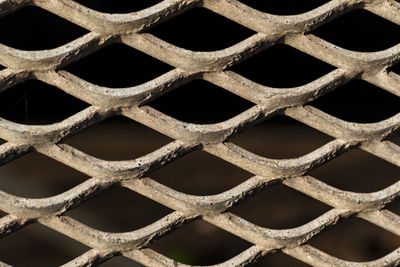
[[0, 0, 399, 266]]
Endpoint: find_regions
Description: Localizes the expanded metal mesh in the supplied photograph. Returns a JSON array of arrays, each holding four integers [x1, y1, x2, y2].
[[0, 0, 399, 266]]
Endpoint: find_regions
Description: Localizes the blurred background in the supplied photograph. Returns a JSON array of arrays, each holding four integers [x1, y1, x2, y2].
[[0, 0, 399, 266]]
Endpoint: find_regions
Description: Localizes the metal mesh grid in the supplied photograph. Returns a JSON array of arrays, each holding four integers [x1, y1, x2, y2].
[[0, 0, 399, 266]]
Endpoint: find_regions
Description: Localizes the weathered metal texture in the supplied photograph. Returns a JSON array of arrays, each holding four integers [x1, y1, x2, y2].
[[0, 0, 399, 266]]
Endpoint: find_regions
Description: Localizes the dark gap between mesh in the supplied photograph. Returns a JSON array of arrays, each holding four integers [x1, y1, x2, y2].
[[231, 183, 330, 229], [230, 44, 335, 87], [308, 216, 400, 262], [64, 43, 173, 88], [147, 8, 255, 51], [238, 0, 330, 15], [0, 152, 89, 198], [253, 251, 310, 267], [0, 6, 88, 50], [66, 186, 172, 232], [309, 149, 400, 193], [230, 115, 333, 159], [65, 116, 173, 160], [148, 80, 254, 124], [312, 9, 400, 52], [151, 220, 252, 265], [387, 63, 400, 76], [73, 0, 162, 13], [386, 200, 400, 216], [0, 223, 90, 267], [100, 256, 144, 267], [385, 129, 400, 146], [310, 80, 400, 123], [0, 80, 89, 125], [150, 150, 253, 196]]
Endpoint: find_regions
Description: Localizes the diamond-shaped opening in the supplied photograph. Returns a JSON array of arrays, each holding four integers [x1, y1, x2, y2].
[[386, 200, 400, 215], [65, 116, 172, 160], [0, 6, 88, 50], [309, 149, 400, 192], [230, 115, 333, 159], [253, 251, 310, 267], [0, 64, 5, 71], [0, 223, 90, 267], [74, 0, 162, 13], [151, 220, 252, 265], [0, 152, 89, 198], [64, 43, 173, 88], [148, 80, 254, 124], [308, 216, 400, 262], [312, 9, 400, 52], [230, 44, 335, 87], [310, 80, 400, 123], [67, 186, 172, 232], [101, 256, 144, 267], [0, 210, 7, 218], [0, 80, 89, 125], [150, 150, 253, 195], [385, 129, 400, 146], [0, 138, 6, 145], [147, 8, 255, 51], [231, 183, 330, 229], [388, 62, 400, 75], [238, 0, 330, 15]]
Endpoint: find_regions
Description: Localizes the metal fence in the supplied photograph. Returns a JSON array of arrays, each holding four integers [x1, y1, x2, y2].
[[0, 0, 399, 266]]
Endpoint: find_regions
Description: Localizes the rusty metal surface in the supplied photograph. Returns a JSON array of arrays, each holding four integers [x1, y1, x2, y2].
[[0, 0, 399, 266]]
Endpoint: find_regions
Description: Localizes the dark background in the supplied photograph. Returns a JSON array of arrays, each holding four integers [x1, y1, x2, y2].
[[0, 1, 400, 124], [0, 1, 399, 266]]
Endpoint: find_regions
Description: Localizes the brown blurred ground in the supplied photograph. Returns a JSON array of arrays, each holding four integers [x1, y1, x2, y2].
[[0, 119, 399, 266]]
